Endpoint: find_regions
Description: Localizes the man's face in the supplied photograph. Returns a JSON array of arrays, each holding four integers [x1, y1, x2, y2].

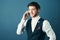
[[28, 6, 39, 18]]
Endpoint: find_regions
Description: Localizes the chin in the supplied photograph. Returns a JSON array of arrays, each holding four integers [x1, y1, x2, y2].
[[31, 16, 36, 18], [30, 15, 36, 18]]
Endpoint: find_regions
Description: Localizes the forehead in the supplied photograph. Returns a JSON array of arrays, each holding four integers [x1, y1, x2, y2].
[[28, 6, 36, 9]]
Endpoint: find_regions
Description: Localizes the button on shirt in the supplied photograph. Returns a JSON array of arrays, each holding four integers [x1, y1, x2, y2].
[[16, 15, 56, 40]]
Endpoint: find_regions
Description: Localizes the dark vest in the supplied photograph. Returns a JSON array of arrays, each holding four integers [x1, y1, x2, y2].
[[26, 18, 46, 40]]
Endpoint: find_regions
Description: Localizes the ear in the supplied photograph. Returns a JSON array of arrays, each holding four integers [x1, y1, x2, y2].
[[38, 9, 40, 13]]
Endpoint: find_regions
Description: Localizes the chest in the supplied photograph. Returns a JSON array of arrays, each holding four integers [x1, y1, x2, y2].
[[31, 19, 39, 32], [26, 18, 44, 33]]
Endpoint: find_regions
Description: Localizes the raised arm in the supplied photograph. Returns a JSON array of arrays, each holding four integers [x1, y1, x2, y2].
[[16, 11, 29, 35]]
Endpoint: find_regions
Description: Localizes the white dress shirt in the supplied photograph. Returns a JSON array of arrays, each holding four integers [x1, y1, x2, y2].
[[16, 15, 56, 40]]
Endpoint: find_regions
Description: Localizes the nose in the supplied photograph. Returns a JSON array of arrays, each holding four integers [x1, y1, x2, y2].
[[29, 10, 32, 13]]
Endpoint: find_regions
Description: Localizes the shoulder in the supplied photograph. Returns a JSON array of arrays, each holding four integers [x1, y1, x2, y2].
[[27, 19, 32, 23], [24, 19, 31, 26], [42, 20, 52, 32], [42, 19, 51, 30], [43, 20, 50, 25]]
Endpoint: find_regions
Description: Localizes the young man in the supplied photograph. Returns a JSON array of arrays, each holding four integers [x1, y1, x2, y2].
[[16, 2, 56, 40]]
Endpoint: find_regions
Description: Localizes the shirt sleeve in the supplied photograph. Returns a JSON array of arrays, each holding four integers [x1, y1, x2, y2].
[[16, 18, 28, 35], [42, 20, 56, 40]]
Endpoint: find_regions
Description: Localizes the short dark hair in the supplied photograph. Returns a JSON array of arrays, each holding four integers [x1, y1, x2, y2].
[[27, 2, 40, 10]]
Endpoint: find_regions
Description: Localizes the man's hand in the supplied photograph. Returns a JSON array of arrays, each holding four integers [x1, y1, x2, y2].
[[23, 11, 29, 20]]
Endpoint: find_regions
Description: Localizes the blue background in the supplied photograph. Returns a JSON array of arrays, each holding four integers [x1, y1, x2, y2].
[[0, 0, 60, 40]]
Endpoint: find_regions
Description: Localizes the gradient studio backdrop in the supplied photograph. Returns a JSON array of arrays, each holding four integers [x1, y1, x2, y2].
[[0, 0, 60, 40]]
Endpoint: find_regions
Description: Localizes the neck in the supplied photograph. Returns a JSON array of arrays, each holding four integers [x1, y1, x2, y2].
[[32, 15, 40, 20]]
